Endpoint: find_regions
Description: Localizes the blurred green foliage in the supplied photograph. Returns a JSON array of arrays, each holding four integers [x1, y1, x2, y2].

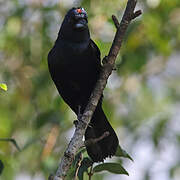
[[0, 0, 180, 179], [0, 83, 7, 91]]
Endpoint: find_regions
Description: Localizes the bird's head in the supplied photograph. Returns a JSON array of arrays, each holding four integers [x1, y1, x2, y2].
[[58, 7, 90, 42], [66, 7, 88, 31]]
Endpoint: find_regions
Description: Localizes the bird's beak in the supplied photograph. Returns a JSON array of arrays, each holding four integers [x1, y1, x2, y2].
[[74, 19, 87, 30]]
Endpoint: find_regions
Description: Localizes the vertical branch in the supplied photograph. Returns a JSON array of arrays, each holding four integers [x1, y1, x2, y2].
[[53, 1, 141, 179]]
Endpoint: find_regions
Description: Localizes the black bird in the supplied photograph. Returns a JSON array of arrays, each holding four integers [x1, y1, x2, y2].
[[48, 7, 119, 162]]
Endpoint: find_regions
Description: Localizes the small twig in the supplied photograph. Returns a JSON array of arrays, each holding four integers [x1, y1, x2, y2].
[[88, 164, 93, 180], [112, 15, 120, 29], [85, 131, 110, 147], [73, 152, 83, 180], [132, 10, 142, 19]]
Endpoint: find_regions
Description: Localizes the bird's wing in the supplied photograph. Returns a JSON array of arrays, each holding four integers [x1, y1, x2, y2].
[[90, 39, 101, 63], [89, 39, 103, 104]]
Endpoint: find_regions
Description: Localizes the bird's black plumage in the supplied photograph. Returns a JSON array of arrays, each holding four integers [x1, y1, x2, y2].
[[48, 7, 119, 162]]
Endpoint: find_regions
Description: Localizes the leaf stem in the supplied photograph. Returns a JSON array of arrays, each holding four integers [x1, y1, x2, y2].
[[74, 152, 83, 180], [88, 164, 93, 180]]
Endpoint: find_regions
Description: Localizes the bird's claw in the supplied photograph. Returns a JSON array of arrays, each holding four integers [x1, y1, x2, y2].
[[77, 113, 83, 121], [77, 105, 83, 121], [73, 105, 93, 128], [74, 118, 92, 128], [73, 120, 79, 127], [102, 56, 108, 65]]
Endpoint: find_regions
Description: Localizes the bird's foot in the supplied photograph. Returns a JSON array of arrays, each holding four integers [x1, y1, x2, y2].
[[102, 56, 117, 70], [73, 105, 83, 127], [77, 113, 83, 121], [73, 105, 92, 128], [74, 118, 92, 128], [73, 120, 79, 128], [77, 105, 83, 121], [102, 56, 108, 65], [79, 119, 93, 128]]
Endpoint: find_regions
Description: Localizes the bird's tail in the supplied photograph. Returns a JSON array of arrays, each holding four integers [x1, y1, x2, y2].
[[85, 105, 119, 162]]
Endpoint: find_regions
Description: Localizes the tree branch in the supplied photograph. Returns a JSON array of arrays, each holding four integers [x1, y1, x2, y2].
[[53, 1, 141, 179]]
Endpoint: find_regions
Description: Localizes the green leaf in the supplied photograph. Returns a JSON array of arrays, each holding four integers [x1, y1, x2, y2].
[[0, 83, 7, 91], [170, 163, 180, 178], [115, 145, 133, 161], [66, 165, 76, 180], [93, 163, 129, 175], [0, 160, 4, 175], [152, 118, 168, 147], [66, 150, 86, 180]]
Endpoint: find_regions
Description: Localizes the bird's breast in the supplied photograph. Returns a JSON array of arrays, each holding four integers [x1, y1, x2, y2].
[[52, 39, 100, 89]]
